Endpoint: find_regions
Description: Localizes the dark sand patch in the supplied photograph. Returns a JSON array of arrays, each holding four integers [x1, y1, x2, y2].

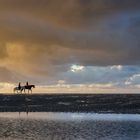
[[0, 94, 140, 113]]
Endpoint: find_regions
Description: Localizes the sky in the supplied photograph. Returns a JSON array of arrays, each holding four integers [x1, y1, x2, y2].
[[0, 0, 140, 93]]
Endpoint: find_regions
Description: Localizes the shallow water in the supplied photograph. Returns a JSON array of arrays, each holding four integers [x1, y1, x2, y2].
[[0, 113, 140, 140]]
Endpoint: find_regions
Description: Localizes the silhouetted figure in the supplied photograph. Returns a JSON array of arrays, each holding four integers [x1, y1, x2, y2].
[[26, 81, 29, 86], [18, 82, 21, 90]]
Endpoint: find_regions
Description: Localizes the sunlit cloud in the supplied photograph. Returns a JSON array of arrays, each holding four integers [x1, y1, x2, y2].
[[125, 74, 140, 86], [110, 65, 123, 71], [71, 65, 84, 73]]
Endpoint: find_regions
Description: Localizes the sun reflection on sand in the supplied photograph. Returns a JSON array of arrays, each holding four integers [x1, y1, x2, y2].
[[1, 112, 140, 122]]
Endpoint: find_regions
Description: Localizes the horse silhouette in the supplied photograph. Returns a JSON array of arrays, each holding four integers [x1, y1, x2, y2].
[[13, 86, 24, 94], [21, 85, 35, 93]]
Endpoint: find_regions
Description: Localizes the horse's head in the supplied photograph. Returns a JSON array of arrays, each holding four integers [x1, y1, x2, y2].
[[32, 85, 35, 88]]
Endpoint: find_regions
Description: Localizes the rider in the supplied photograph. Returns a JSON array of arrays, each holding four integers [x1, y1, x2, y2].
[[26, 81, 29, 88], [26, 81, 29, 86], [18, 82, 21, 90]]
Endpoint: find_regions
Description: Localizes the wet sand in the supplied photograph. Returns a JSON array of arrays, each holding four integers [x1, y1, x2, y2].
[[0, 112, 140, 140], [0, 94, 140, 113]]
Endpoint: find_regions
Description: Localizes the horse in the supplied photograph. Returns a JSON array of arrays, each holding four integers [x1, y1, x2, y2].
[[13, 86, 25, 94], [22, 85, 35, 93]]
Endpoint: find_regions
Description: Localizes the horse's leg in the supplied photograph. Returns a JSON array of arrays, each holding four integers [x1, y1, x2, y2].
[[20, 89, 22, 94], [19, 89, 21, 94], [28, 89, 31, 94], [21, 89, 23, 94], [29, 89, 31, 94]]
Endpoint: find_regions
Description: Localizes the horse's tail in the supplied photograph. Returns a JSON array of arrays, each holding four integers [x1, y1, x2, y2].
[[13, 88, 16, 93]]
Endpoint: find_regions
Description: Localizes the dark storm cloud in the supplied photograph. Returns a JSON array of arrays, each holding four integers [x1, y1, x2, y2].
[[0, 0, 140, 82], [0, 0, 140, 27]]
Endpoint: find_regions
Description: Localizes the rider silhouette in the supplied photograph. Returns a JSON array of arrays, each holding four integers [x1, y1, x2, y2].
[[26, 81, 29, 86], [18, 82, 21, 90]]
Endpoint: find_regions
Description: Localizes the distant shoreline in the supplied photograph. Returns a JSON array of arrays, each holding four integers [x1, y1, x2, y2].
[[0, 94, 140, 113]]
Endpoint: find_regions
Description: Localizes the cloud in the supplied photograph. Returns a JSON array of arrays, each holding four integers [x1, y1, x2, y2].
[[0, 0, 140, 28], [125, 74, 140, 86], [0, 0, 140, 85]]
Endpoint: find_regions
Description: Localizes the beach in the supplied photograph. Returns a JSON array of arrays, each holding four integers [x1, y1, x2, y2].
[[0, 94, 140, 113], [1, 94, 140, 139]]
